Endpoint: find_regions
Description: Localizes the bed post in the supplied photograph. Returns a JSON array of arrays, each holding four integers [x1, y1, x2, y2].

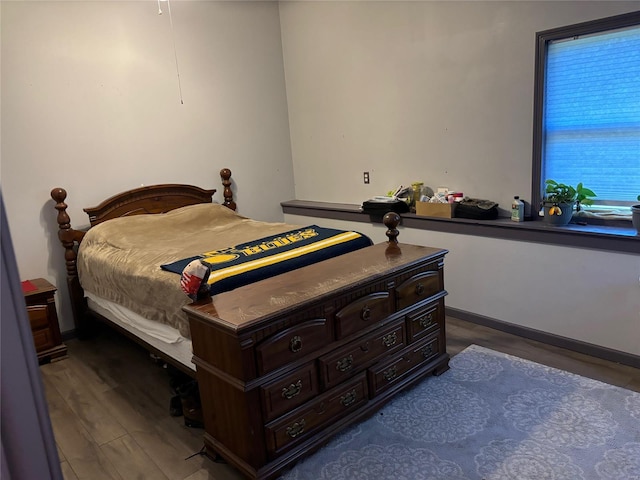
[[383, 212, 400, 243], [50, 188, 90, 337], [220, 168, 236, 211], [383, 212, 401, 258]]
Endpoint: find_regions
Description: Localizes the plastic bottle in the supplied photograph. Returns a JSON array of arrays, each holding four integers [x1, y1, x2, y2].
[[511, 196, 524, 222], [411, 182, 424, 207]]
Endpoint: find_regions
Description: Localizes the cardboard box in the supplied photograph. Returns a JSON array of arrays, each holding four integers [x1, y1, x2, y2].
[[415, 201, 457, 218]]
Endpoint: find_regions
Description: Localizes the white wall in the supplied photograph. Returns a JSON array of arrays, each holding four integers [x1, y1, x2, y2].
[[280, 1, 639, 212], [279, 1, 640, 356], [1, 1, 294, 331]]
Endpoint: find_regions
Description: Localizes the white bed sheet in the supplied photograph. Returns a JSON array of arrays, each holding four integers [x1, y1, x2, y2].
[[86, 292, 195, 372]]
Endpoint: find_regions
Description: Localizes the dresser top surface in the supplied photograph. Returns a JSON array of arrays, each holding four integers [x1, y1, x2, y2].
[[184, 242, 447, 333]]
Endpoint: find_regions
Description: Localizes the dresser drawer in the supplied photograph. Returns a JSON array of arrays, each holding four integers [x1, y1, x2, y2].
[[335, 292, 391, 339], [264, 373, 368, 456], [261, 362, 320, 422], [368, 334, 442, 397], [256, 319, 332, 375], [319, 320, 405, 389], [406, 299, 443, 342], [396, 271, 442, 310], [27, 305, 50, 330]]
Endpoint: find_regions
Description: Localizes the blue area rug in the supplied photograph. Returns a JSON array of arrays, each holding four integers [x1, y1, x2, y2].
[[279, 345, 640, 480]]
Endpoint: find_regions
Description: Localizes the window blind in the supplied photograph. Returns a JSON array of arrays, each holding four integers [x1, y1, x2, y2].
[[543, 25, 640, 204]]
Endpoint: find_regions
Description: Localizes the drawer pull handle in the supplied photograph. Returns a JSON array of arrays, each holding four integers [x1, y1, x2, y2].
[[286, 419, 306, 438], [419, 313, 434, 329], [360, 342, 370, 352], [336, 355, 353, 372], [383, 366, 397, 382], [289, 335, 302, 353], [415, 283, 425, 296], [421, 345, 434, 358], [340, 389, 357, 407], [282, 380, 303, 399], [382, 332, 397, 347], [361, 306, 372, 321]]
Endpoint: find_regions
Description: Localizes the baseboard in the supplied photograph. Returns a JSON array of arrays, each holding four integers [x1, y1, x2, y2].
[[61, 329, 76, 342], [446, 307, 640, 369]]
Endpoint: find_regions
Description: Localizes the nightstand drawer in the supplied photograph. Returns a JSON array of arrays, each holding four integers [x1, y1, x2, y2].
[[31, 328, 54, 351], [27, 305, 50, 330]]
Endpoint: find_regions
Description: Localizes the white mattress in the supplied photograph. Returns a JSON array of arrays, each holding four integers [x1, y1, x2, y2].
[[86, 292, 195, 372]]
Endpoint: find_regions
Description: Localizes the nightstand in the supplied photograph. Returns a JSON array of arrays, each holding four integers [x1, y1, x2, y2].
[[23, 278, 68, 364]]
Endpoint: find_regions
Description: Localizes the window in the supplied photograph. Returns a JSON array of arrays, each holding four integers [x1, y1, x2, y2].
[[532, 11, 640, 212]]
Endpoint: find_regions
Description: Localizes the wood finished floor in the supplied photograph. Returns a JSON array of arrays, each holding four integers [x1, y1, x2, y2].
[[41, 316, 640, 480]]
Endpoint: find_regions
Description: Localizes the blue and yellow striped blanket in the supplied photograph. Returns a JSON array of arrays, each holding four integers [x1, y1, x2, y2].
[[161, 225, 372, 295]]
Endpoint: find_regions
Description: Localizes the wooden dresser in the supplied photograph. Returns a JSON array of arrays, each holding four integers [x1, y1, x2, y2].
[[23, 278, 68, 364], [184, 241, 449, 480]]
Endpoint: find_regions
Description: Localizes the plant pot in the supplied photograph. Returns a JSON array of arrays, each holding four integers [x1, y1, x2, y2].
[[632, 205, 640, 235], [542, 202, 575, 226]]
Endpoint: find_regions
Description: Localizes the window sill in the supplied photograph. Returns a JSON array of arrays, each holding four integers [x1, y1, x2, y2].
[[281, 200, 639, 255]]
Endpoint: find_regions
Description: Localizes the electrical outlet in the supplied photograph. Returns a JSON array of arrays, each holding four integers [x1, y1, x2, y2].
[[363, 172, 370, 184]]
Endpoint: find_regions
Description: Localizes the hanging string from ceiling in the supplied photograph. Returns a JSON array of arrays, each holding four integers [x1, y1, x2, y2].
[[157, 0, 184, 104]]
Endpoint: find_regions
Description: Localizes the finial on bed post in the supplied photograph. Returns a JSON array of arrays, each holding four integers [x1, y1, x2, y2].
[[383, 212, 401, 244], [51, 187, 89, 335], [220, 168, 236, 211]]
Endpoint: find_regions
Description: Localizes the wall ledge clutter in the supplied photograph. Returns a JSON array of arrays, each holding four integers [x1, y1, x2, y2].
[[415, 201, 457, 218], [280, 200, 639, 255]]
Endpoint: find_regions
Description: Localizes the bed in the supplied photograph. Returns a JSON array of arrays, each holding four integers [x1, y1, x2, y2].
[[51, 169, 368, 373], [50, 170, 450, 479], [50, 169, 240, 374]]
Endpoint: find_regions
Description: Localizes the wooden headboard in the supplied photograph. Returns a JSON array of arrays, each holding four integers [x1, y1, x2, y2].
[[82, 184, 217, 227], [82, 168, 236, 227], [50, 168, 236, 335]]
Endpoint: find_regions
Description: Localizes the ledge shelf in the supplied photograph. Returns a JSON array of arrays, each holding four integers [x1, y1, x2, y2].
[[281, 200, 639, 255]]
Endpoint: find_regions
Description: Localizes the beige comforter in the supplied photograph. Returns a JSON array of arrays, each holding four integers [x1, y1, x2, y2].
[[78, 203, 298, 338]]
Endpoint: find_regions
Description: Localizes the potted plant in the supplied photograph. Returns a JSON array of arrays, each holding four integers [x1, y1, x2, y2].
[[542, 179, 596, 225], [632, 195, 640, 235]]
